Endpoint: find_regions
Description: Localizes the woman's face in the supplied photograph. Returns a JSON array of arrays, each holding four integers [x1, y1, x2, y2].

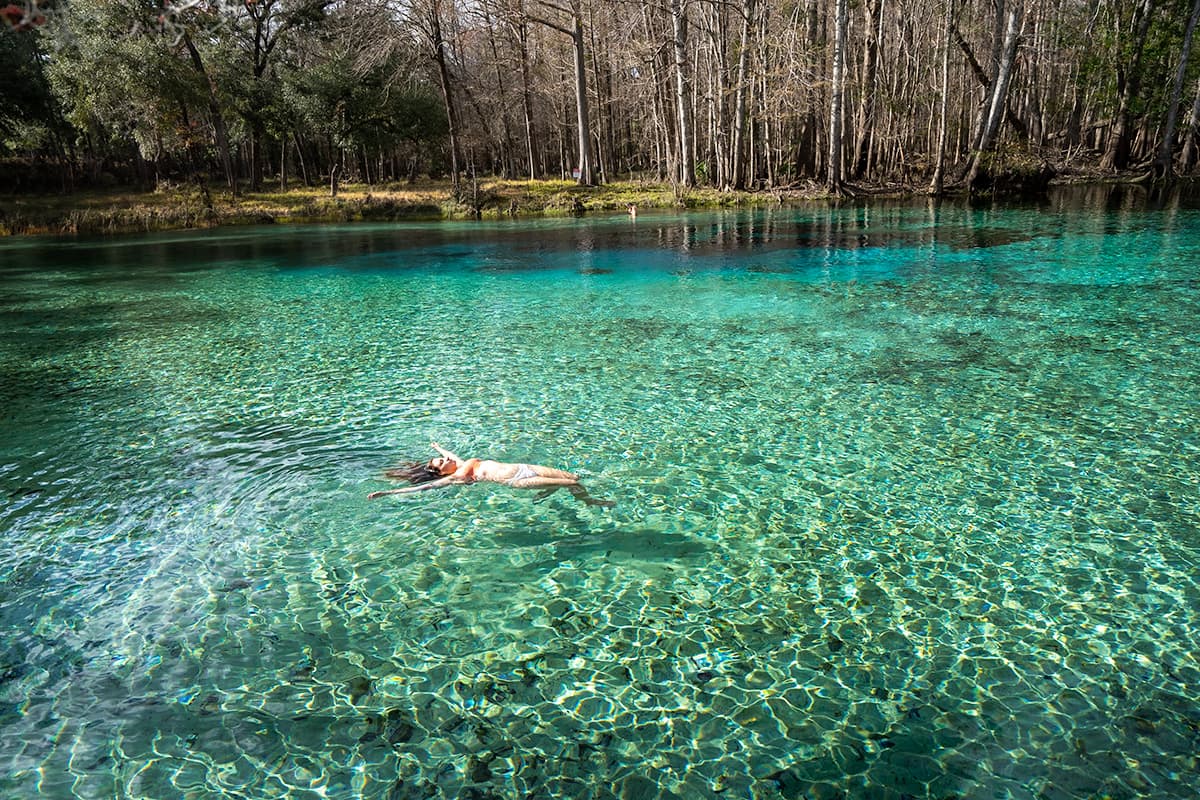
[[429, 456, 456, 475]]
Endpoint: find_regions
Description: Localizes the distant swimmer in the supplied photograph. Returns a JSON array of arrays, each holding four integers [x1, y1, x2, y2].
[[368, 442, 615, 507]]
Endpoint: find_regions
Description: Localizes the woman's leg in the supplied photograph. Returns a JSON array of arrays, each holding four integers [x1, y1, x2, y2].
[[567, 484, 616, 508], [506, 476, 578, 489], [507, 476, 614, 507]]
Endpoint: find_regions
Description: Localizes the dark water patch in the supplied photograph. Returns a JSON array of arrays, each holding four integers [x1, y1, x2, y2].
[[471, 260, 545, 273], [577, 316, 689, 344], [0, 297, 227, 355], [432, 249, 475, 261], [0, 363, 112, 410], [0, 208, 1055, 294], [847, 342, 1032, 388], [928, 329, 1024, 371], [0, 312, 117, 353], [937, 225, 1040, 251], [662, 363, 754, 395]]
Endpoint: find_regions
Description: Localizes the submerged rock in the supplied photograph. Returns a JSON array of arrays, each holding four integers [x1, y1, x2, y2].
[[347, 675, 372, 704], [466, 754, 493, 783]]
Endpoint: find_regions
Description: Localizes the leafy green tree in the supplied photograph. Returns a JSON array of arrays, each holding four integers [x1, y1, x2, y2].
[[219, 0, 334, 189], [44, 0, 207, 184], [0, 22, 64, 158], [283, 49, 447, 189]]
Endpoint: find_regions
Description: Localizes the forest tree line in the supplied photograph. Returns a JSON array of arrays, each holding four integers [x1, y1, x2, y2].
[[2, 0, 1200, 197]]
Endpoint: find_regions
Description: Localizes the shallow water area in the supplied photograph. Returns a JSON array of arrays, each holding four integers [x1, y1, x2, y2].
[[2, 187, 1199, 799]]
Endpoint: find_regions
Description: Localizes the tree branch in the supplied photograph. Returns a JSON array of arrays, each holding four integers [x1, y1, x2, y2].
[[952, 24, 989, 90], [525, 12, 573, 37]]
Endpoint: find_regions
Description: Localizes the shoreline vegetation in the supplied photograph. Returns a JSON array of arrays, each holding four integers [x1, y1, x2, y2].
[[0, 178, 846, 237], [0, 170, 1183, 238], [0, 178, 762, 237], [6, 1, 1200, 239]]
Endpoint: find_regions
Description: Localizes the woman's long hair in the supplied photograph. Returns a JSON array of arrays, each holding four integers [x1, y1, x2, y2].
[[384, 461, 443, 485]]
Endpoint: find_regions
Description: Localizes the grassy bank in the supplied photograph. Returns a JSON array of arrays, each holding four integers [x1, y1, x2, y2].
[[0, 178, 814, 237]]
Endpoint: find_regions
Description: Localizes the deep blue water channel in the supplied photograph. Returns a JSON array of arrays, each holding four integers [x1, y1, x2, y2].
[[1, 188, 1198, 799]]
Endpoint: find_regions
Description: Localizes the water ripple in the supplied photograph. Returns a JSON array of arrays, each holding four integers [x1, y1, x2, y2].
[[3, 203, 1200, 798]]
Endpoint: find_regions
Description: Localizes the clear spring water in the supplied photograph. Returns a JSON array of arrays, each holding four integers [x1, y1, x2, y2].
[[1, 188, 1198, 800]]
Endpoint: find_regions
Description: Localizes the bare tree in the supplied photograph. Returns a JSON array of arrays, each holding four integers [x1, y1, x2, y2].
[[929, 0, 958, 194], [964, 0, 1026, 190], [850, 0, 883, 178], [1101, 0, 1157, 171], [181, 31, 236, 193], [1154, 0, 1200, 179], [411, 0, 464, 188], [730, 0, 756, 189], [670, 0, 695, 185], [827, 0, 848, 192], [493, 0, 542, 179], [1180, 79, 1200, 173], [527, 0, 595, 184]]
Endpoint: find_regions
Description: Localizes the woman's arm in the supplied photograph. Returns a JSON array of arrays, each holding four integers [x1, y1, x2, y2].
[[367, 475, 456, 500], [431, 442, 463, 462]]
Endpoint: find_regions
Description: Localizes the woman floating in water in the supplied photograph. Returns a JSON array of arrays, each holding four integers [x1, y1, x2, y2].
[[368, 443, 615, 507]]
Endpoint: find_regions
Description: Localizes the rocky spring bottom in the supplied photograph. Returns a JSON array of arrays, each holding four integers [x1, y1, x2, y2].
[[1, 189, 1198, 799]]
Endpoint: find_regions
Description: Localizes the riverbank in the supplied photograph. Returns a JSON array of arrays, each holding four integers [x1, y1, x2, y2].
[[2, 171, 1188, 237], [0, 178, 801, 237]]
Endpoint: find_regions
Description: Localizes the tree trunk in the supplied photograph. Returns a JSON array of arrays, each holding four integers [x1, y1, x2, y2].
[[827, 0, 848, 191], [428, 1, 463, 189], [1102, 0, 1156, 171], [851, 0, 883, 179], [929, 0, 957, 194], [1180, 79, 1200, 173], [589, 17, 611, 182], [529, 1, 595, 185], [570, 9, 595, 185], [248, 127, 264, 191], [965, 0, 1025, 190], [293, 134, 310, 187], [484, 5, 516, 178], [182, 33, 236, 194], [1154, 0, 1200, 179], [702, 0, 730, 188], [671, 0, 695, 186], [731, 0, 756, 189], [515, 10, 539, 179]]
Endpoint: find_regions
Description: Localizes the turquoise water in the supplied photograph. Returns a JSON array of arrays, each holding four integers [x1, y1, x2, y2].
[[1, 190, 1198, 799]]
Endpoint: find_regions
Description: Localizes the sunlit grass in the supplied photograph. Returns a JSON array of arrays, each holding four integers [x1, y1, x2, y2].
[[1, 177, 800, 236]]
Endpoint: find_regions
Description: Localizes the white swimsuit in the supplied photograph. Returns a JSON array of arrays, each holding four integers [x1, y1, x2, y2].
[[507, 464, 538, 485]]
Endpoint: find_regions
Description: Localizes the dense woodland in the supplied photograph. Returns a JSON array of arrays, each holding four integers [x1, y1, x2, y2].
[[2, 0, 1200, 197]]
